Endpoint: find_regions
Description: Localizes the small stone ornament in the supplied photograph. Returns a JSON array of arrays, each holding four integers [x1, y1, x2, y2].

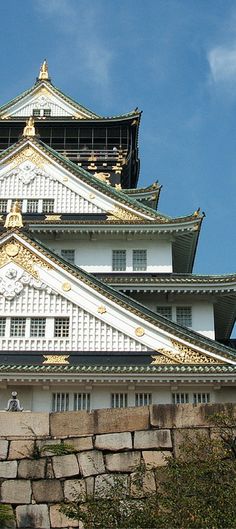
[[5, 391, 23, 412]]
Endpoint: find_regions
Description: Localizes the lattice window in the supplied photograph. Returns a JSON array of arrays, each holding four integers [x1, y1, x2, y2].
[[111, 393, 128, 408], [112, 250, 126, 271], [0, 200, 8, 213], [30, 318, 46, 337], [172, 393, 189, 404], [52, 393, 69, 412], [133, 249, 147, 271], [156, 306, 172, 320], [135, 393, 152, 406], [42, 199, 54, 213], [27, 199, 38, 213], [0, 317, 6, 336], [61, 249, 75, 264], [33, 109, 40, 117], [10, 317, 26, 337], [74, 393, 91, 411], [176, 307, 192, 327], [193, 393, 210, 404], [43, 109, 51, 117], [54, 317, 70, 337]]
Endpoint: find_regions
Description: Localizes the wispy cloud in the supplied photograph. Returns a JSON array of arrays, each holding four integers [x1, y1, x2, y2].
[[208, 45, 236, 84]]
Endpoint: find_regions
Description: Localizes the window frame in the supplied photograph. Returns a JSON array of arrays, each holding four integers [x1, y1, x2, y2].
[[112, 250, 126, 271]]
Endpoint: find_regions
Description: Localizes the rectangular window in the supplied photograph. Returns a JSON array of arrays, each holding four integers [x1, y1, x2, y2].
[[111, 393, 128, 408], [193, 393, 210, 404], [156, 306, 172, 320], [52, 392, 69, 412], [135, 393, 152, 406], [172, 393, 189, 404], [10, 317, 26, 337], [27, 199, 38, 213], [0, 200, 8, 213], [42, 199, 54, 213], [33, 109, 40, 117], [133, 250, 147, 271], [176, 307, 192, 327], [43, 109, 51, 117], [74, 393, 91, 411], [61, 249, 75, 264], [0, 317, 6, 336], [30, 318, 46, 337], [54, 317, 70, 338], [112, 250, 126, 271]]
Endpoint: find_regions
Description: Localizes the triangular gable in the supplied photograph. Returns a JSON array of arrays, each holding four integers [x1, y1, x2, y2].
[[0, 231, 235, 366], [0, 82, 100, 120], [0, 138, 170, 221]]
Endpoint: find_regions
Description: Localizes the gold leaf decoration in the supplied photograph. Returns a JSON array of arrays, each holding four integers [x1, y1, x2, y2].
[[43, 355, 70, 365], [0, 241, 52, 279], [135, 326, 145, 337], [9, 146, 45, 170], [107, 207, 141, 221], [97, 305, 107, 314], [62, 282, 71, 292], [171, 340, 224, 364]]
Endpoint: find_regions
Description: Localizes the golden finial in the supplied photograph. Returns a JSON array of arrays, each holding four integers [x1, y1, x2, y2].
[[4, 201, 23, 230], [23, 117, 36, 137], [38, 59, 49, 80]]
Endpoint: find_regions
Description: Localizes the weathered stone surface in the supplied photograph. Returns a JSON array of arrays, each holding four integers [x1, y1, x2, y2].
[[95, 473, 128, 497], [173, 428, 209, 457], [134, 429, 172, 449], [150, 404, 231, 429], [0, 439, 8, 460], [142, 450, 171, 467], [95, 432, 132, 451], [0, 412, 49, 437], [18, 458, 46, 479], [50, 504, 79, 527], [64, 479, 86, 501], [45, 460, 55, 479], [50, 407, 149, 437], [52, 454, 79, 478], [16, 504, 50, 528], [1, 479, 31, 503], [130, 470, 156, 497], [8, 440, 35, 459], [78, 450, 105, 476], [0, 459, 17, 477], [105, 451, 141, 472], [36, 439, 61, 457], [85, 476, 94, 497], [32, 480, 63, 502], [68, 436, 93, 451]]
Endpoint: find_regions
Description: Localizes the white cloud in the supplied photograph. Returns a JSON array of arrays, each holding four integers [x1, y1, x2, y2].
[[208, 45, 236, 83]]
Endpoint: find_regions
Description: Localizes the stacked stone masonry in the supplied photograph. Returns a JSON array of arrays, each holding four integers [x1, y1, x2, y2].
[[0, 403, 234, 528]]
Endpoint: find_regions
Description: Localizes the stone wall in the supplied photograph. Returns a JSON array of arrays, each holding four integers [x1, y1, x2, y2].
[[0, 403, 234, 529]]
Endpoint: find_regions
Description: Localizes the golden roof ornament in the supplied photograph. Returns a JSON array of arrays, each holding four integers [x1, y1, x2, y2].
[[38, 59, 49, 81], [23, 117, 36, 137], [4, 201, 23, 230]]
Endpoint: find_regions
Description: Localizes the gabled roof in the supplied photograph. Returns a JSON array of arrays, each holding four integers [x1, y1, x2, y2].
[[0, 229, 235, 367]]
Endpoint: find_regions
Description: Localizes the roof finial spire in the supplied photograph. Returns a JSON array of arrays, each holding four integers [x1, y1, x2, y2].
[[23, 117, 36, 137], [38, 59, 49, 81]]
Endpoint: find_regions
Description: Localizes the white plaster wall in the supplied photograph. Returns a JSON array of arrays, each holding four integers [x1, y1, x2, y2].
[[48, 238, 173, 273]]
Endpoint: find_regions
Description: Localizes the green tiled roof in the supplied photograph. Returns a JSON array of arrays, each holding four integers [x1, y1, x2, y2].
[[0, 364, 235, 374]]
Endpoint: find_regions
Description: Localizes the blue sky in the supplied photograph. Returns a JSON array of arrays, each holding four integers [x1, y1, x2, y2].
[[0, 0, 235, 275]]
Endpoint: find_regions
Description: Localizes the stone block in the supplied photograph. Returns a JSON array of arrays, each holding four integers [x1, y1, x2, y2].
[[0, 439, 8, 460], [52, 454, 79, 478], [105, 451, 141, 472], [36, 439, 61, 456], [32, 480, 63, 502], [0, 412, 49, 437], [64, 479, 86, 501], [150, 404, 231, 429], [67, 436, 93, 451], [142, 450, 171, 467], [95, 432, 132, 451], [18, 458, 46, 479], [50, 411, 94, 437], [16, 505, 50, 528], [134, 429, 172, 449], [85, 476, 94, 497], [0, 460, 17, 478], [8, 440, 35, 459], [173, 427, 209, 457], [1, 479, 32, 503], [95, 473, 128, 497], [130, 469, 156, 497], [78, 450, 105, 477], [50, 504, 79, 527]]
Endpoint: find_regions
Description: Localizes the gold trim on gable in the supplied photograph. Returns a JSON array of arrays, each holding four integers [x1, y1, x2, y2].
[[8, 146, 45, 170], [107, 207, 142, 221], [151, 341, 224, 365], [0, 240, 52, 279]]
